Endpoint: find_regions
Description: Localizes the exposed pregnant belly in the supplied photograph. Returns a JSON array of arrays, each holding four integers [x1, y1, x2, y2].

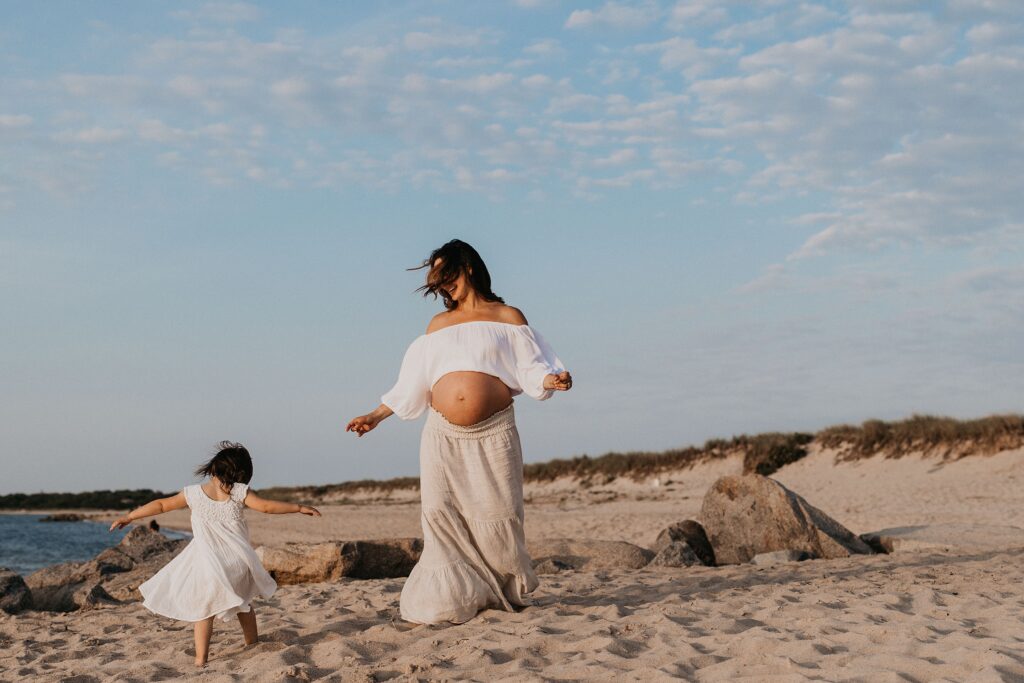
[[431, 371, 513, 426]]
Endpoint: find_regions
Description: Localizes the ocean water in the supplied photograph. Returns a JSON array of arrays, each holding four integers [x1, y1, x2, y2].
[[0, 514, 188, 576]]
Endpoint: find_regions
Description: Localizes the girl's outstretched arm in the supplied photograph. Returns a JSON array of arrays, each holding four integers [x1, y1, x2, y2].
[[109, 492, 188, 531], [244, 491, 321, 516]]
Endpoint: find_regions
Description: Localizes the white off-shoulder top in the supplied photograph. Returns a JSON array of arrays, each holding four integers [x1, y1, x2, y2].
[[381, 321, 565, 420]]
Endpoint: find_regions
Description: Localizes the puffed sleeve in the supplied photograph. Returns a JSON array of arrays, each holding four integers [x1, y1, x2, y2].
[[381, 337, 431, 420], [231, 483, 250, 503], [512, 326, 565, 401]]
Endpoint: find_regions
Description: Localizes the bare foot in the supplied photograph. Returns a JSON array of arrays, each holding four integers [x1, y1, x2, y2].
[[194, 658, 207, 668]]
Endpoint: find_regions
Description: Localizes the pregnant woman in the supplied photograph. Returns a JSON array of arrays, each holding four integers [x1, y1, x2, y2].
[[346, 239, 572, 625]]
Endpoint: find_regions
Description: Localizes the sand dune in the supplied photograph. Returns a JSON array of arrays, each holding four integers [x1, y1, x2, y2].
[[4, 447, 1024, 681]]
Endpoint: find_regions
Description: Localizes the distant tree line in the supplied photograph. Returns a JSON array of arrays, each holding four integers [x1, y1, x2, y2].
[[0, 489, 168, 510]]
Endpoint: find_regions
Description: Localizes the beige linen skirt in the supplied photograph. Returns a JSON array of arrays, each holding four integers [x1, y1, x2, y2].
[[400, 402, 539, 624]]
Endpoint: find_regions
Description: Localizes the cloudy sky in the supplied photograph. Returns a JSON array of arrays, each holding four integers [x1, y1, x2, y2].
[[2, 1, 1021, 494]]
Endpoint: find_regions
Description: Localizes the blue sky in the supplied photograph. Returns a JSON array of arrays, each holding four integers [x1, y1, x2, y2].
[[2, 0, 1021, 494]]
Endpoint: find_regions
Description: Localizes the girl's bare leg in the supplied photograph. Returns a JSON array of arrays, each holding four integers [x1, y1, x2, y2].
[[194, 616, 214, 667], [237, 607, 258, 646]]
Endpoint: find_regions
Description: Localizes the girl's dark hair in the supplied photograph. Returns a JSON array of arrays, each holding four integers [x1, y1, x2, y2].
[[195, 441, 253, 490], [413, 239, 504, 310]]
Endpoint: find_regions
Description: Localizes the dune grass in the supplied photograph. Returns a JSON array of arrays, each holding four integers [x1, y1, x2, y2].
[[4, 414, 1022, 509], [817, 414, 1024, 461]]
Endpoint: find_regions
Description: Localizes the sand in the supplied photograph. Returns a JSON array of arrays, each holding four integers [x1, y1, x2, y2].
[[3, 447, 1024, 681]]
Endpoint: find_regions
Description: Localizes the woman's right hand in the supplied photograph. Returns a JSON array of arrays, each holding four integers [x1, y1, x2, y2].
[[347, 404, 394, 437], [346, 414, 380, 436]]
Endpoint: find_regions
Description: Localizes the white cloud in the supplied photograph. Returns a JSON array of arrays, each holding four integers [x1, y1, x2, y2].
[[53, 127, 127, 144], [523, 39, 564, 58], [0, 115, 32, 128], [172, 2, 262, 24], [403, 31, 484, 51], [592, 148, 638, 166], [667, 0, 729, 30], [566, 2, 660, 30]]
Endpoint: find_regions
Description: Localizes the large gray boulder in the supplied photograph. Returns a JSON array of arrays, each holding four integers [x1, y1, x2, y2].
[[528, 539, 654, 571], [0, 568, 32, 613], [256, 539, 423, 585], [701, 474, 873, 565], [652, 520, 716, 566]]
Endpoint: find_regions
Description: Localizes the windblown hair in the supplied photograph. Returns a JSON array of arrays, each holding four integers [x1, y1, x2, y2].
[[413, 239, 505, 310], [194, 441, 253, 491]]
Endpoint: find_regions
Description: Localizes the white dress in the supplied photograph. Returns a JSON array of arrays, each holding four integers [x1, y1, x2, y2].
[[139, 483, 277, 622]]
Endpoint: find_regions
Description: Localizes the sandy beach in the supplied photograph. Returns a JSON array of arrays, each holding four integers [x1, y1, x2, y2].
[[4, 447, 1024, 681]]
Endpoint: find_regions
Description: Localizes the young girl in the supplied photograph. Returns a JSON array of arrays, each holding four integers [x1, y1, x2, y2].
[[109, 441, 320, 667]]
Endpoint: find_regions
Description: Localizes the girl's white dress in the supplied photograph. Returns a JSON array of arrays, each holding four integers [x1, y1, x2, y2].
[[139, 483, 277, 622]]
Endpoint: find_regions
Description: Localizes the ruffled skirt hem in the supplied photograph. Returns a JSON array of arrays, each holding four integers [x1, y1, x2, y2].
[[399, 558, 535, 625]]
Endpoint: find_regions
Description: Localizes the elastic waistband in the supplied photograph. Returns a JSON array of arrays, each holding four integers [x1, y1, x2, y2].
[[425, 402, 516, 438]]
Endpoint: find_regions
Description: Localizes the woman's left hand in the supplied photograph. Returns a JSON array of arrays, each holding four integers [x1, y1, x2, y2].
[[109, 516, 132, 531], [544, 371, 573, 391]]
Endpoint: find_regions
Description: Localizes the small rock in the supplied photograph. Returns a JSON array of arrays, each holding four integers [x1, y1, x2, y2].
[[652, 520, 716, 566], [39, 513, 86, 523], [0, 568, 32, 614], [649, 542, 702, 568], [751, 550, 814, 566], [528, 539, 654, 571], [533, 558, 573, 574]]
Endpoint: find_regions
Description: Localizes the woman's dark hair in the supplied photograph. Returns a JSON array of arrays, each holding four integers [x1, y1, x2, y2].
[[195, 441, 253, 490], [414, 239, 504, 310]]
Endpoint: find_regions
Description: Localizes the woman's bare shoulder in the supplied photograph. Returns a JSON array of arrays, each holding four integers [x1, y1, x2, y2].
[[495, 305, 528, 325], [425, 311, 452, 334]]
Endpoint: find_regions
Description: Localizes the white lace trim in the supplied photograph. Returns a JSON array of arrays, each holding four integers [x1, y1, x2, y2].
[[185, 483, 246, 522]]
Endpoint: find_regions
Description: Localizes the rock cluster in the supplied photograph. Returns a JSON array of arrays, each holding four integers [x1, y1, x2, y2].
[[24, 526, 186, 612], [4, 474, 889, 609]]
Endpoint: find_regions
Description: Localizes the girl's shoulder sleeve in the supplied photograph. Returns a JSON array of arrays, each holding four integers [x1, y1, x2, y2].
[[231, 483, 250, 503], [182, 485, 195, 508]]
